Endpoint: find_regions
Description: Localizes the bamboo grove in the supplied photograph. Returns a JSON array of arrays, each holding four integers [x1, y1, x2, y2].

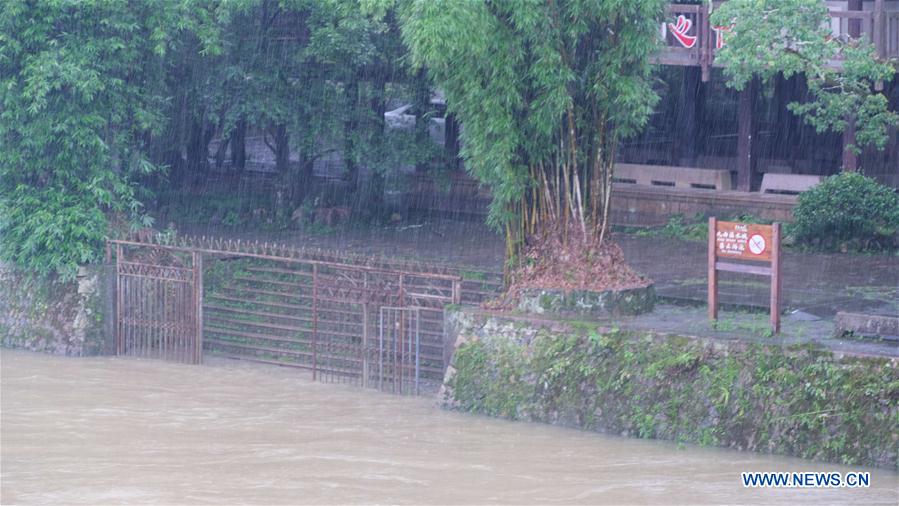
[[402, 0, 665, 265]]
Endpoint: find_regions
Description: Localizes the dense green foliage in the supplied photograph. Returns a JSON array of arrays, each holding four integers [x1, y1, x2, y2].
[[790, 172, 899, 252], [0, 0, 430, 279], [0, 0, 216, 277], [3, 0, 897, 279], [448, 327, 899, 468], [402, 0, 665, 255], [183, 0, 421, 199], [712, 0, 899, 153]]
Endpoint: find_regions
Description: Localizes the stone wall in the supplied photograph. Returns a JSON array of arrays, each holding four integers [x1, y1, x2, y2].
[[441, 309, 899, 468], [0, 262, 113, 356], [518, 286, 655, 317]]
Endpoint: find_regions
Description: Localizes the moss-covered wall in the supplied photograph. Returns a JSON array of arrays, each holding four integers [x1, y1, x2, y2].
[[441, 310, 899, 469], [0, 262, 112, 355]]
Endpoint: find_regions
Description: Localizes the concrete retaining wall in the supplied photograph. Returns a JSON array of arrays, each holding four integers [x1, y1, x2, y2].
[[440, 309, 899, 468], [518, 285, 655, 317]]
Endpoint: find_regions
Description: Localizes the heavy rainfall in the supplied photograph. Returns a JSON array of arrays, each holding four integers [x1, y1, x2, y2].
[[1, 1, 898, 505]]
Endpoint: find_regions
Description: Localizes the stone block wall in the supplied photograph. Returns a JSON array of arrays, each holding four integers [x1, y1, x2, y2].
[[0, 262, 113, 356], [441, 309, 899, 468]]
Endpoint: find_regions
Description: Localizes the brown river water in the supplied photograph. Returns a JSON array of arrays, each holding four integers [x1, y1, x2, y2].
[[2, 349, 897, 505]]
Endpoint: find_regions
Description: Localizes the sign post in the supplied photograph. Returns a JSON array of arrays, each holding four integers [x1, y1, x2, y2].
[[708, 218, 782, 334]]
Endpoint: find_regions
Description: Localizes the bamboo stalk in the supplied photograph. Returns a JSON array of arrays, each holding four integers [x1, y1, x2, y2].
[[598, 141, 617, 246], [539, 162, 556, 223], [571, 166, 587, 239]]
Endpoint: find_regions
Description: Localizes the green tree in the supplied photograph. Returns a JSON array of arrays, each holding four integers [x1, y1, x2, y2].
[[1, 0, 430, 281], [194, 0, 414, 211], [711, 0, 898, 153], [401, 0, 665, 264], [0, 0, 219, 279]]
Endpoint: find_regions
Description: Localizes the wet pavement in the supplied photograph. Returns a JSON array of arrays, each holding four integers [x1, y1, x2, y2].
[[179, 217, 897, 320], [174, 217, 898, 358], [617, 234, 899, 320], [456, 301, 898, 358]]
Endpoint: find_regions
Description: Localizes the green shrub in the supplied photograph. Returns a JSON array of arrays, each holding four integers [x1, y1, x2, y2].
[[634, 213, 770, 243], [1, 186, 113, 280], [790, 172, 899, 252]]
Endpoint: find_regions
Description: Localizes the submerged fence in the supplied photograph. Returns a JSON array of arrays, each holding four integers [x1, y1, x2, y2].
[[107, 235, 501, 393]]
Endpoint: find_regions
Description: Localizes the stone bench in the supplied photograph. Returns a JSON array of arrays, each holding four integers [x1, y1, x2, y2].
[[759, 173, 823, 195], [834, 311, 899, 341], [614, 163, 733, 191]]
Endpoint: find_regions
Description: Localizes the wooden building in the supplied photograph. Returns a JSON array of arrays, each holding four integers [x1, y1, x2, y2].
[[405, 2, 899, 225], [622, 0, 899, 191]]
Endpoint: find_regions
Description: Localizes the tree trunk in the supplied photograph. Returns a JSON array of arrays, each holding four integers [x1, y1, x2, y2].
[[842, 117, 859, 171], [363, 70, 388, 211], [445, 112, 461, 169], [289, 155, 315, 207], [272, 123, 290, 176], [844, 0, 863, 171], [413, 67, 431, 172], [214, 131, 228, 170], [186, 118, 213, 183], [370, 70, 388, 127], [230, 118, 247, 170], [343, 76, 360, 191], [286, 125, 315, 208]]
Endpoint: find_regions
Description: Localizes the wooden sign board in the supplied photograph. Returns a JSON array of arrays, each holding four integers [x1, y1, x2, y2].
[[708, 218, 782, 334], [714, 221, 773, 262]]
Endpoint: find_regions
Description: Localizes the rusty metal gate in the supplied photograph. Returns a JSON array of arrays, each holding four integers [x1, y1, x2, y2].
[[375, 307, 421, 395], [112, 242, 203, 364], [107, 236, 489, 394]]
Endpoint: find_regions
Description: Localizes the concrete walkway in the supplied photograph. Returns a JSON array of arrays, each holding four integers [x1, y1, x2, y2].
[[616, 234, 899, 320], [461, 303, 897, 358], [615, 304, 897, 358]]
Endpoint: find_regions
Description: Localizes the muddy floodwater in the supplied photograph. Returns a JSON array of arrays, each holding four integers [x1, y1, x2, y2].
[[1, 349, 896, 505]]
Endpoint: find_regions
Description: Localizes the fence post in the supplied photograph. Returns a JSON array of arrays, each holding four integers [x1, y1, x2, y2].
[[115, 244, 123, 356], [362, 271, 369, 388], [707, 217, 718, 322], [397, 275, 404, 394], [378, 307, 384, 391], [193, 252, 204, 364], [415, 308, 420, 396], [770, 223, 782, 334], [312, 263, 318, 382], [362, 302, 369, 388]]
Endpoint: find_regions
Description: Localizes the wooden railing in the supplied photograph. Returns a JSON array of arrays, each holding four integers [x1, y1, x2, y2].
[[657, 1, 899, 80]]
